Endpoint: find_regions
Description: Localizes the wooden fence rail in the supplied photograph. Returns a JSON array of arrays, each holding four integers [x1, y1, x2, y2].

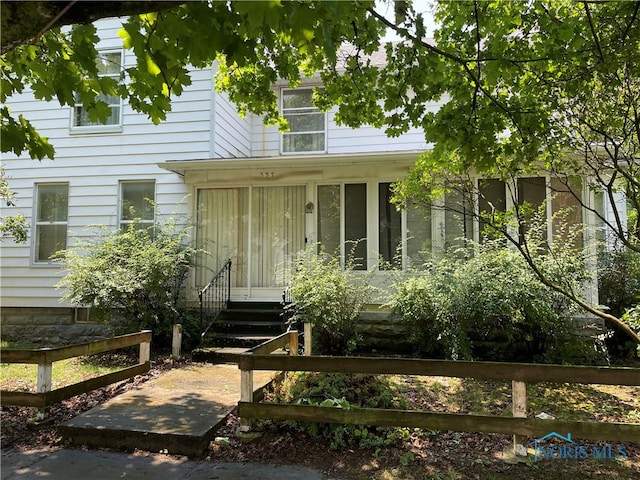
[[1, 330, 152, 412], [237, 354, 640, 451]]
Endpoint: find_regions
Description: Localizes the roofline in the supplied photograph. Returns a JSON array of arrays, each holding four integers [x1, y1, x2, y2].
[[157, 150, 426, 175]]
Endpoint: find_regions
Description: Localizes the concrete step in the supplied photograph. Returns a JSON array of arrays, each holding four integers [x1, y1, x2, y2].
[[207, 319, 284, 334], [202, 333, 274, 349], [192, 347, 249, 364]]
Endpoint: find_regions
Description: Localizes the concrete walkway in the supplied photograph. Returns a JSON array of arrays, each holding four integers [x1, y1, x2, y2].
[[58, 362, 275, 457], [0, 447, 335, 480], [2, 362, 338, 479]]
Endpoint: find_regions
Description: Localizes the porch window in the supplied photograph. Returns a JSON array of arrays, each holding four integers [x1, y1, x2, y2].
[[72, 51, 122, 130], [517, 176, 547, 243], [406, 201, 432, 267], [345, 184, 368, 270], [379, 183, 402, 269], [317, 184, 341, 255], [281, 88, 326, 154], [34, 183, 68, 262], [119, 181, 155, 230], [197, 188, 249, 288], [443, 189, 475, 251], [250, 186, 306, 287], [478, 178, 507, 242], [551, 176, 584, 249]]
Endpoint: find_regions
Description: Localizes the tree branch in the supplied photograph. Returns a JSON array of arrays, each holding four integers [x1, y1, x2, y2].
[[1, 1, 185, 54]]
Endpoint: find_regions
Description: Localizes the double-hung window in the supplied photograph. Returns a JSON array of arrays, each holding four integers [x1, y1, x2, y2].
[[72, 51, 122, 130], [119, 181, 155, 230], [281, 88, 326, 154], [34, 183, 68, 262]]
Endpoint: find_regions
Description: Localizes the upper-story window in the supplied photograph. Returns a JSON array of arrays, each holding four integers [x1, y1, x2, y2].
[[34, 183, 68, 262], [281, 88, 326, 154], [71, 51, 122, 131], [119, 181, 155, 230]]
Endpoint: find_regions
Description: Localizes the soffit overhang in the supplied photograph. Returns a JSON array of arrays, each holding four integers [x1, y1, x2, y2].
[[158, 151, 424, 179]]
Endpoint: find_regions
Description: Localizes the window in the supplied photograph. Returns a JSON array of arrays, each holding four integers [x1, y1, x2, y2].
[[345, 184, 368, 269], [120, 181, 155, 230], [281, 88, 326, 153], [35, 183, 68, 262], [443, 189, 475, 251], [379, 183, 402, 269], [317, 184, 341, 255], [406, 200, 432, 266], [72, 51, 122, 129], [517, 176, 547, 243], [478, 178, 507, 242]]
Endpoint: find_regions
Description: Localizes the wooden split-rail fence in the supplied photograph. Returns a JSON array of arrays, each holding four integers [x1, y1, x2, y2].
[[239, 330, 640, 454], [1, 330, 152, 416]]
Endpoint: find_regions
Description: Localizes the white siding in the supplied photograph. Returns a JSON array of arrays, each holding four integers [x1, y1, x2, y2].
[[214, 91, 252, 158], [250, 103, 439, 157], [0, 18, 215, 308]]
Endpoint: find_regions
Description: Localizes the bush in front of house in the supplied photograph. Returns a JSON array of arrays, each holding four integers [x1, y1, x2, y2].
[[598, 247, 640, 358], [390, 241, 596, 363], [54, 218, 199, 348], [286, 247, 374, 355]]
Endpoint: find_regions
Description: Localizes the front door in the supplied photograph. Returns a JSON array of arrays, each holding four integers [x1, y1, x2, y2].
[[197, 185, 306, 299]]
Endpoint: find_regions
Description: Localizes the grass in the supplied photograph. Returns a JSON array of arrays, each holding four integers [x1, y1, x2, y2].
[[0, 351, 136, 392], [391, 375, 640, 423]]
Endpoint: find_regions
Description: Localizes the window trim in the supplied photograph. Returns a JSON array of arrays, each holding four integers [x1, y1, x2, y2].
[[118, 180, 156, 230], [280, 87, 327, 155], [33, 182, 69, 264], [70, 49, 123, 134]]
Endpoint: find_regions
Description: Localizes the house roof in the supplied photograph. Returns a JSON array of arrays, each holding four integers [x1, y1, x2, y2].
[[158, 150, 424, 176]]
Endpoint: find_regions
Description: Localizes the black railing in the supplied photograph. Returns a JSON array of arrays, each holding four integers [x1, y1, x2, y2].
[[199, 258, 232, 342], [281, 284, 296, 331]]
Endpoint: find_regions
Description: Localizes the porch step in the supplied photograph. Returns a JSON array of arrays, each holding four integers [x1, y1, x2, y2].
[[199, 301, 286, 351], [205, 333, 275, 348], [192, 347, 249, 364], [209, 319, 284, 334]]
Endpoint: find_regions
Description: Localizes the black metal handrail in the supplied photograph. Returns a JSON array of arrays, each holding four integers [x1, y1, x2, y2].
[[199, 258, 232, 341], [281, 284, 297, 331]]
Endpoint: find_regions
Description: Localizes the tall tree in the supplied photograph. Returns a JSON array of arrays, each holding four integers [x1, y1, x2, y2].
[[2, 0, 638, 344]]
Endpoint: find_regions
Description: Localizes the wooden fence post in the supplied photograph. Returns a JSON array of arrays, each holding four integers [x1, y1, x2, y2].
[[289, 330, 298, 356], [239, 367, 254, 432], [36, 361, 52, 420], [512, 380, 527, 456], [304, 322, 312, 356], [139, 336, 151, 365], [172, 324, 182, 359]]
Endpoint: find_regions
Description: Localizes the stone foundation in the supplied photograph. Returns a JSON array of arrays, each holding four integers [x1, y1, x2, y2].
[[1, 307, 110, 346], [355, 310, 411, 353]]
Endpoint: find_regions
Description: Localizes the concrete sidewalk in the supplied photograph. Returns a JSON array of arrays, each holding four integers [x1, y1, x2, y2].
[[0, 447, 336, 480]]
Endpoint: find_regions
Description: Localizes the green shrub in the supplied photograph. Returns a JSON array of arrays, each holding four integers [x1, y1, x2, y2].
[[391, 241, 596, 363], [266, 371, 409, 450], [598, 248, 640, 358], [55, 219, 198, 347], [286, 247, 373, 355]]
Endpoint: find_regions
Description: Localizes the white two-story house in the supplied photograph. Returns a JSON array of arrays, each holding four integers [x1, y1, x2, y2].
[[0, 18, 622, 344]]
